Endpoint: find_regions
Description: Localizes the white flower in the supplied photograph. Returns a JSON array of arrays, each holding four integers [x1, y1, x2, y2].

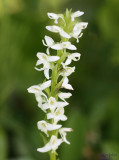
[[48, 13, 64, 24], [70, 30, 83, 43], [47, 97, 68, 111], [37, 135, 63, 153], [74, 22, 88, 30], [71, 10, 84, 21], [40, 97, 68, 112], [51, 41, 77, 50], [46, 25, 71, 39], [71, 22, 88, 42], [37, 120, 62, 137], [47, 96, 57, 111], [42, 36, 76, 53], [27, 80, 51, 104], [58, 92, 72, 101], [35, 93, 48, 108], [47, 107, 67, 124], [65, 53, 81, 65], [42, 36, 64, 55], [28, 81, 51, 92], [38, 102, 48, 112], [62, 77, 73, 90], [59, 128, 72, 144], [42, 36, 54, 55], [35, 52, 59, 79], [60, 63, 75, 77]]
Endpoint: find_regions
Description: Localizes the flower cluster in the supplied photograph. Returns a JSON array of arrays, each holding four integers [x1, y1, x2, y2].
[[27, 9, 88, 158]]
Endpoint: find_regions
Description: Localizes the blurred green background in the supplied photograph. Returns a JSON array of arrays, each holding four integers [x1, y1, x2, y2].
[[0, 0, 119, 160]]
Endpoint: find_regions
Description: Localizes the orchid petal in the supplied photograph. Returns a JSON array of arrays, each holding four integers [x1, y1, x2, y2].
[[67, 44, 77, 50], [37, 143, 51, 153], [58, 92, 72, 101], [47, 113, 54, 119], [59, 128, 72, 144], [60, 115, 67, 121], [57, 102, 69, 108], [47, 123, 62, 131], [48, 56, 60, 62], [46, 47, 50, 55], [46, 25, 71, 38], [62, 77, 74, 90], [71, 10, 84, 21], [45, 35, 54, 46], [60, 63, 75, 77], [48, 13, 64, 24], [59, 29, 71, 38], [40, 80, 51, 90], [27, 85, 41, 93], [65, 59, 71, 65], [35, 67, 44, 71], [44, 68, 50, 79], [51, 43, 63, 50], [36, 59, 42, 66]]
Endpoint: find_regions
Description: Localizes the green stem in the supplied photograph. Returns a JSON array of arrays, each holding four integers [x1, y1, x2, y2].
[[49, 43, 68, 160], [50, 152, 56, 160], [49, 59, 59, 160], [51, 64, 58, 97]]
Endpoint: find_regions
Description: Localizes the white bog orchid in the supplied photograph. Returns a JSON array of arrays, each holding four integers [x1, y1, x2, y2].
[[60, 63, 75, 77], [39, 97, 69, 112], [71, 22, 88, 42], [59, 128, 72, 144], [47, 107, 67, 124], [47, 96, 57, 111], [65, 53, 81, 65], [58, 92, 72, 101], [37, 120, 62, 137], [56, 101, 69, 108], [37, 135, 63, 153], [47, 96, 68, 111], [35, 52, 59, 79], [51, 41, 77, 50], [28, 9, 88, 158], [71, 10, 84, 21], [70, 31, 83, 43], [42, 36, 76, 52], [46, 25, 71, 39], [38, 102, 48, 112], [27, 80, 51, 104], [42, 36, 55, 55], [38, 96, 57, 112], [74, 22, 88, 30], [62, 77, 73, 90], [48, 13, 64, 24], [27, 80, 51, 93], [42, 36, 64, 55], [36, 52, 60, 65]]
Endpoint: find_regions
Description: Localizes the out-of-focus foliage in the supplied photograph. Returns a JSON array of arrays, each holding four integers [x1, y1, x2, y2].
[[0, 0, 119, 160]]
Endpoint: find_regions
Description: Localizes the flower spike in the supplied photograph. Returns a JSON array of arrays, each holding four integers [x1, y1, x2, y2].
[[27, 9, 88, 159]]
